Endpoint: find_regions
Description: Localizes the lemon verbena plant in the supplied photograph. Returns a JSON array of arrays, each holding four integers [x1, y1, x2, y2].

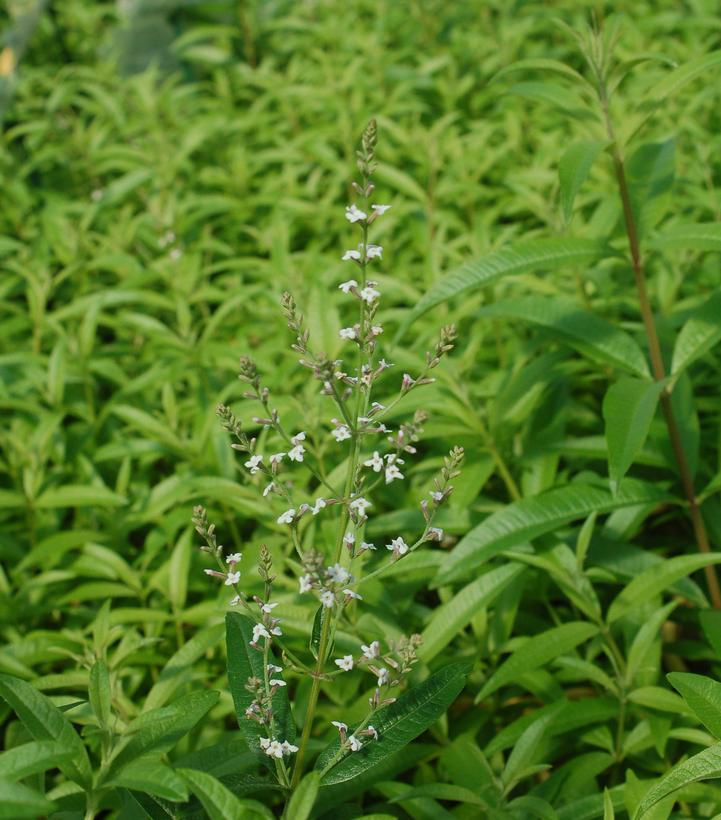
[[192, 120, 468, 813]]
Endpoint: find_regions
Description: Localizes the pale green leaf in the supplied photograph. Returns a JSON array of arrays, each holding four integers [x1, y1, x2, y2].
[[671, 292, 721, 376], [284, 771, 321, 820], [0, 740, 72, 780], [0, 779, 55, 819], [179, 768, 274, 819], [559, 140, 608, 222], [668, 673, 721, 739]]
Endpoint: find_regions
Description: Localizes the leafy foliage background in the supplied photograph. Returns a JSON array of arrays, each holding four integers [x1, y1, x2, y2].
[[2, 0, 721, 817]]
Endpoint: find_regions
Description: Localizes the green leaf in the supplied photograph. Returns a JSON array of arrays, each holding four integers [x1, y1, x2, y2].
[[626, 140, 675, 236], [644, 50, 721, 108], [34, 484, 127, 508], [400, 238, 612, 331], [437, 480, 670, 585], [477, 622, 598, 701], [317, 661, 470, 785], [492, 58, 592, 88], [668, 673, 721, 739], [604, 788, 615, 820], [635, 743, 721, 818], [478, 297, 650, 377], [559, 140, 608, 222], [419, 564, 525, 662], [105, 689, 219, 779], [626, 601, 678, 684], [285, 771, 321, 820], [0, 740, 72, 780], [607, 553, 721, 623], [0, 779, 55, 819], [506, 795, 560, 819], [648, 223, 721, 253], [178, 768, 274, 820], [0, 674, 91, 787], [89, 659, 111, 728], [388, 782, 487, 806], [700, 611, 721, 660], [226, 613, 295, 753], [105, 759, 189, 802], [503, 704, 562, 791], [603, 378, 665, 493], [671, 292, 721, 376]]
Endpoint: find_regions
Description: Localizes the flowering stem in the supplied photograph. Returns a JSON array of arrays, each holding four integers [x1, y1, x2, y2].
[[263, 637, 290, 787]]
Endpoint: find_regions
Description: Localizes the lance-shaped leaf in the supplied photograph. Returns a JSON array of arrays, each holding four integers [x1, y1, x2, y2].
[[179, 768, 274, 820], [478, 297, 649, 377], [105, 759, 189, 802], [477, 622, 598, 702], [648, 222, 721, 253], [635, 744, 721, 818], [226, 612, 295, 754], [285, 771, 321, 820], [400, 238, 612, 331], [436, 480, 671, 585], [0, 740, 72, 780], [671, 292, 721, 376], [0, 779, 55, 819], [607, 553, 721, 623], [559, 140, 609, 222], [603, 378, 665, 493], [668, 673, 721, 739], [419, 564, 525, 662], [316, 661, 470, 785], [0, 674, 91, 787]]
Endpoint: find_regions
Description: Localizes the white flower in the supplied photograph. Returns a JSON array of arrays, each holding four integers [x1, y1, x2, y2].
[[343, 532, 355, 546], [252, 623, 270, 643], [259, 737, 271, 750], [320, 589, 335, 608], [229, 595, 241, 606], [299, 574, 313, 593], [360, 541, 376, 551], [288, 444, 305, 462], [268, 664, 283, 673], [265, 740, 285, 759], [430, 490, 444, 502], [378, 358, 394, 370], [263, 482, 275, 497], [244, 454, 263, 474], [348, 735, 363, 752], [277, 508, 296, 525], [335, 655, 354, 671], [269, 452, 285, 466], [427, 527, 444, 541], [261, 601, 278, 613], [385, 463, 404, 484], [343, 589, 362, 600], [312, 498, 327, 515], [366, 725, 379, 740], [339, 327, 356, 341], [225, 571, 241, 586], [345, 204, 367, 223], [169, 247, 182, 261], [226, 553, 242, 564], [332, 425, 352, 442], [377, 667, 390, 686], [342, 250, 361, 262], [360, 286, 380, 304], [332, 721, 348, 732], [364, 451, 384, 472], [327, 563, 352, 584], [291, 432, 306, 444], [204, 569, 219, 576], [361, 641, 380, 660], [270, 625, 283, 636], [387, 536, 409, 557], [371, 324, 383, 336], [366, 244, 383, 259], [282, 741, 298, 755], [349, 496, 372, 517], [402, 373, 415, 390], [371, 204, 391, 215], [269, 678, 286, 687]]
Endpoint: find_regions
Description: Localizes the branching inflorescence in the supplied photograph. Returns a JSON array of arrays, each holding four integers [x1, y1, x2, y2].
[[194, 119, 462, 789]]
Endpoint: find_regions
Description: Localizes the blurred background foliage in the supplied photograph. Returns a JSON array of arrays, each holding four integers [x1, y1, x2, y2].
[[1, 0, 721, 811]]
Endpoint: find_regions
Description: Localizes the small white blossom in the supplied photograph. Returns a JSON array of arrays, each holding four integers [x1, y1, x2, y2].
[[371, 324, 384, 336], [320, 589, 336, 608], [345, 204, 367, 223], [327, 563, 352, 585], [402, 373, 415, 390], [91, 189, 103, 202], [342, 250, 361, 262], [332, 424, 352, 442], [387, 536, 409, 557], [366, 725, 379, 740], [430, 490, 444, 502], [244, 454, 263, 474], [252, 623, 270, 643], [169, 247, 183, 261], [360, 286, 380, 304], [299, 574, 313, 593], [229, 595, 241, 606], [366, 244, 383, 259], [261, 601, 278, 613], [263, 482, 275, 497], [427, 527, 444, 541], [371, 204, 391, 215], [259, 737, 271, 750], [288, 443, 306, 462], [385, 463, 404, 484], [332, 721, 348, 732], [270, 625, 283, 636], [343, 532, 355, 546], [277, 509, 296, 525], [349, 496, 372, 517], [265, 740, 285, 759], [360, 541, 376, 551], [268, 664, 283, 673], [343, 588, 362, 600], [282, 741, 298, 755], [226, 553, 242, 564], [225, 571, 241, 586], [269, 678, 286, 687], [377, 667, 390, 686], [204, 569, 219, 576], [339, 327, 357, 341], [378, 358, 394, 370], [335, 655, 354, 672], [312, 498, 327, 515], [269, 452, 285, 466], [362, 641, 380, 660], [348, 735, 363, 751], [364, 451, 384, 472], [291, 432, 306, 444]]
